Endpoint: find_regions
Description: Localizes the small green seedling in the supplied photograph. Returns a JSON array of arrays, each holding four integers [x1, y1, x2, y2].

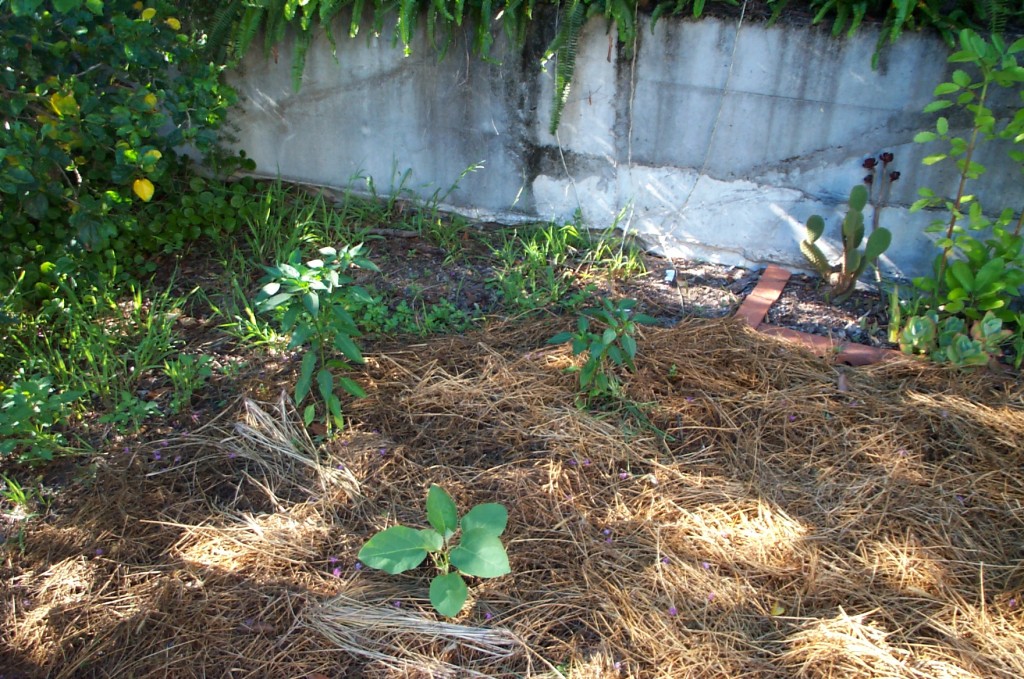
[[358, 485, 510, 618], [547, 297, 657, 401]]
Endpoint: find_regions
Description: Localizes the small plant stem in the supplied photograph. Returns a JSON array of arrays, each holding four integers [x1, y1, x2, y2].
[[871, 164, 889, 284]]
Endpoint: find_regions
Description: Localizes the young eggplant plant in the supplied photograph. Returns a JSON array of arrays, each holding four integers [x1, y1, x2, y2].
[[358, 485, 511, 618]]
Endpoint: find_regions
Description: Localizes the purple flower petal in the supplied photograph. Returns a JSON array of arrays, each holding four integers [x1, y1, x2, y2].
[[668, 606, 678, 617]]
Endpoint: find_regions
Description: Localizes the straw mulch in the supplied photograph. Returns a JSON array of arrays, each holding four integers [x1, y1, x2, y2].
[[2, 317, 1023, 677]]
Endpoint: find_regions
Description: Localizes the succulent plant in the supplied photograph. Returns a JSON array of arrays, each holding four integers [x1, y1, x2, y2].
[[800, 184, 892, 302], [900, 311, 1011, 367]]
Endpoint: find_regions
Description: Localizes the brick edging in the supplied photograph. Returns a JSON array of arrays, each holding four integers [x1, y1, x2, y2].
[[735, 265, 902, 366]]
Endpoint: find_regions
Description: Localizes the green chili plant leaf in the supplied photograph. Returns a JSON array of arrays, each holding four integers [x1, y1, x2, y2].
[[450, 530, 511, 578], [461, 503, 508, 537]]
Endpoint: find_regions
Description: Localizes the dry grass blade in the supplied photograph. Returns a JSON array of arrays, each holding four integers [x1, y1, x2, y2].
[[221, 393, 361, 506], [301, 594, 526, 677]]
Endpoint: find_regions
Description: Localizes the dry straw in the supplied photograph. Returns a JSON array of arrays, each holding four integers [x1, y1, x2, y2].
[[3, 318, 1023, 677]]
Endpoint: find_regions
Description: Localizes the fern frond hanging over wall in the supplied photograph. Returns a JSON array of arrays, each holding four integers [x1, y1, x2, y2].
[[199, 0, 1021, 133], [547, 0, 586, 135]]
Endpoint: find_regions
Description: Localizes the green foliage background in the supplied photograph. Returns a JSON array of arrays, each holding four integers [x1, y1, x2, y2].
[[2, 0, 1018, 295], [0, 0, 244, 293]]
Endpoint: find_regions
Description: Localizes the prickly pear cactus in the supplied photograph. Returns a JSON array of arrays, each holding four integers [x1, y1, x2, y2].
[[798, 184, 891, 302], [800, 214, 832, 277]]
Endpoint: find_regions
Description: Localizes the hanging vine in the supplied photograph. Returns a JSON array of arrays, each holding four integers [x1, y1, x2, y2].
[[196, 0, 1022, 131]]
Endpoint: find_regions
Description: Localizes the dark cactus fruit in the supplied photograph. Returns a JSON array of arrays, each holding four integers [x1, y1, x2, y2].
[[889, 171, 901, 182], [863, 157, 878, 169], [880, 152, 894, 163], [864, 174, 874, 185]]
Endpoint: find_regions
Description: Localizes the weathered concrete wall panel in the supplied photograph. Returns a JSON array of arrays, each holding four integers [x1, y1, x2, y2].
[[227, 15, 1022, 277]]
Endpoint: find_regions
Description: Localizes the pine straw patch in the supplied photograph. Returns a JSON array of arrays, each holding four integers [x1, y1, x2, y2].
[[3, 317, 1024, 677]]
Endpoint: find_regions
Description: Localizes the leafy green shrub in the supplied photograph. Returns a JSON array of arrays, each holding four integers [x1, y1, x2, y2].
[[0, 1, 240, 290], [255, 246, 378, 430], [358, 485, 511, 618], [0, 370, 82, 464], [903, 28, 1024, 367], [911, 29, 1024, 323]]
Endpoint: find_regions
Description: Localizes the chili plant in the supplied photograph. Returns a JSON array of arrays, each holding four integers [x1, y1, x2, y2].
[[548, 298, 657, 401], [358, 485, 511, 618], [255, 245, 378, 430]]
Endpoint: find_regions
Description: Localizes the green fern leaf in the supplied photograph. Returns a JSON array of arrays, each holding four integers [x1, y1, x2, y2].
[[548, 0, 585, 135], [204, 0, 244, 64], [398, 0, 416, 51], [350, 0, 364, 38], [291, 28, 313, 91], [236, 6, 266, 57]]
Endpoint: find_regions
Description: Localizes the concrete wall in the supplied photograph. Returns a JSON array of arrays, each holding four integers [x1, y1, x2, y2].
[[227, 13, 1022, 277]]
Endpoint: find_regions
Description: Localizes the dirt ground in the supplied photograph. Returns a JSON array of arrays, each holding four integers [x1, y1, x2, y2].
[[3, 303, 1023, 677], [4, 221, 1020, 677]]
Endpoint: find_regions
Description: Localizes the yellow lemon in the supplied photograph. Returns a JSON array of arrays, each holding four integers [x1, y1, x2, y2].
[[144, 92, 158, 108], [141, 8, 156, 21], [133, 178, 155, 202], [164, 17, 181, 31]]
